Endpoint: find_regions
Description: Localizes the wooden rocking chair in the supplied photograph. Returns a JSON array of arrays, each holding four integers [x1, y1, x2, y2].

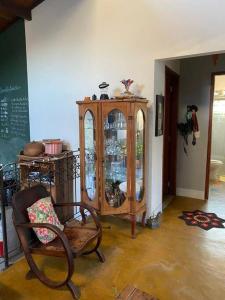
[[12, 185, 105, 299]]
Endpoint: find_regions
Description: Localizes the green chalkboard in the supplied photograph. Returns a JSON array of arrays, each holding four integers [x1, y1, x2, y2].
[[0, 20, 30, 165]]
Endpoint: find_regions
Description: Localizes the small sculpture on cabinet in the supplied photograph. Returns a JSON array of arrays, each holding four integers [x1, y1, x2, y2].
[[99, 82, 109, 100]]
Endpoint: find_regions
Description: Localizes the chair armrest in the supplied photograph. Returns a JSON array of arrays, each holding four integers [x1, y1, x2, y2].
[[54, 202, 101, 231], [16, 223, 73, 260], [15, 222, 74, 284]]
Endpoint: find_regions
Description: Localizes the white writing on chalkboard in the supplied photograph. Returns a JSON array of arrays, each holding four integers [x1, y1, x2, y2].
[[0, 97, 9, 137], [0, 86, 29, 140], [0, 85, 21, 94]]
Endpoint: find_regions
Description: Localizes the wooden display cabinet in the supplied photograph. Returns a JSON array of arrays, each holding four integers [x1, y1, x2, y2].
[[77, 98, 148, 238], [19, 151, 74, 223]]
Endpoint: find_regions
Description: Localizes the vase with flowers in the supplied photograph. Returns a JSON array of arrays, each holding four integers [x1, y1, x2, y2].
[[121, 79, 134, 98]]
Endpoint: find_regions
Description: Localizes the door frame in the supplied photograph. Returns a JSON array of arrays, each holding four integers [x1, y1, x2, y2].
[[205, 71, 225, 199], [163, 66, 180, 197]]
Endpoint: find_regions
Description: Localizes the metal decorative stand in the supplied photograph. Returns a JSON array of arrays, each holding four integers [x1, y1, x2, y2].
[[0, 150, 80, 270], [0, 163, 20, 269]]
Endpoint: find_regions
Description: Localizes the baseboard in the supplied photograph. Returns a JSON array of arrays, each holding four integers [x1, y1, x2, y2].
[[176, 188, 205, 200]]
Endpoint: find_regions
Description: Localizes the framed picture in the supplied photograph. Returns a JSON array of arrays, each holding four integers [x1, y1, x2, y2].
[[155, 95, 164, 136]]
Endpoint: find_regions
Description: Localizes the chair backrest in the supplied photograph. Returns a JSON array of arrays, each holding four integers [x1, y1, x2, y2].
[[12, 184, 49, 225]]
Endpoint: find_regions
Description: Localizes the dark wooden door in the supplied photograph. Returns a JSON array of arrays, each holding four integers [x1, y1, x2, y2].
[[163, 67, 179, 196]]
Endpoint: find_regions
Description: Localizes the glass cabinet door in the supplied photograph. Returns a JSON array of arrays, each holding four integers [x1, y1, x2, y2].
[[84, 110, 96, 201], [136, 109, 145, 201], [104, 109, 127, 207]]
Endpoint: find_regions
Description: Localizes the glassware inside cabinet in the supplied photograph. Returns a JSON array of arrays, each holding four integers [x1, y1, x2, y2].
[[84, 110, 96, 201], [104, 109, 127, 207], [136, 109, 145, 201]]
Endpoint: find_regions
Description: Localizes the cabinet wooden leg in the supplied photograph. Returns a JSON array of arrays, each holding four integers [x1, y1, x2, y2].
[[130, 215, 136, 239], [142, 211, 146, 227]]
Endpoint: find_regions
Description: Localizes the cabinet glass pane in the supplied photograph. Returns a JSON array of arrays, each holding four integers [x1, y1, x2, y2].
[[84, 110, 96, 200], [104, 109, 127, 207], [136, 109, 145, 201]]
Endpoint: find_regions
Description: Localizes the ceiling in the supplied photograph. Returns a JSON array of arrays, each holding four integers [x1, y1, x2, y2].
[[0, 0, 45, 32]]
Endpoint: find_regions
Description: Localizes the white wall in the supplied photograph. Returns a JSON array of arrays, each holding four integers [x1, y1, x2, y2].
[[212, 112, 225, 166], [152, 60, 180, 213], [212, 112, 225, 160], [212, 75, 225, 162], [25, 0, 225, 216]]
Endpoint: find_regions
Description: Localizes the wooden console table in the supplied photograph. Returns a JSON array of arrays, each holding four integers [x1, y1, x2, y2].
[[18, 151, 74, 222]]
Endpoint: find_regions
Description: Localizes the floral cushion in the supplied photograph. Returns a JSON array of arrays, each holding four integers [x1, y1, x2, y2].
[[27, 196, 64, 244]]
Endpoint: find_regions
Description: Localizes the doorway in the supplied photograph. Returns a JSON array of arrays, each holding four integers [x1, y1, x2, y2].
[[163, 66, 179, 200], [205, 73, 225, 199]]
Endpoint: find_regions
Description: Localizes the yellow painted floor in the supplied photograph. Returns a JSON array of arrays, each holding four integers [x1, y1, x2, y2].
[[1, 195, 225, 300]]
